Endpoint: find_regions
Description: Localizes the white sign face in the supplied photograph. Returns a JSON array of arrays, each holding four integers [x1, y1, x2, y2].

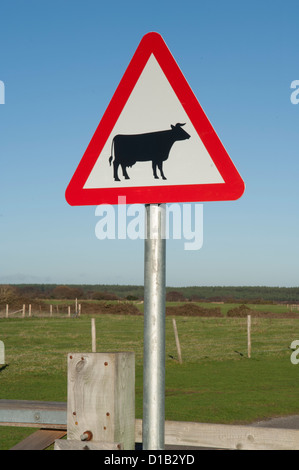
[[84, 55, 224, 190]]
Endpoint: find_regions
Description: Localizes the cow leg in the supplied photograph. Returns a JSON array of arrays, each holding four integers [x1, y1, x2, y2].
[[113, 161, 121, 181], [152, 161, 159, 179], [121, 164, 130, 179], [158, 162, 167, 180]]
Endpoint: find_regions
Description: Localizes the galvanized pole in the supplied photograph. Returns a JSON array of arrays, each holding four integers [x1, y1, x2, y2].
[[143, 203, 166, 450]]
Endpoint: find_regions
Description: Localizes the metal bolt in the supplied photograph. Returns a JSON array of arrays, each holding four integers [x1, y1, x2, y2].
[[80, 430, 93, 441]]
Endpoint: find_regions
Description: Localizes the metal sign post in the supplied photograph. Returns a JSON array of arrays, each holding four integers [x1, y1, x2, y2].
[[65, 31, 245, 451], [143, 203, 166, 450]]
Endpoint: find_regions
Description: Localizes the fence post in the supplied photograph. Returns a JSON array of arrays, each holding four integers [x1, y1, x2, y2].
[[172, 318, 182, 364], [29, 305, 32, 317], [22, 305, 25, 318], [68, 306, 71, 317], [66, 352, 135, 450], [50, 305, 53, 317], [247, 314, 251, 358], [5, 305, 8, 318], [0, 341, 4, 365], [91, 318, 96, 352]]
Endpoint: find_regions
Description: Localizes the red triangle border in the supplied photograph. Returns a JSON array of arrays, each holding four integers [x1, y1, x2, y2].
[[65, 32, 245, 206]]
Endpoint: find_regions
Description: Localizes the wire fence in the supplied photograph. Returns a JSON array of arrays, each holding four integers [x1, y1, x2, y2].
[[1, 307, 298, 363], [0, 302, 81, 318]]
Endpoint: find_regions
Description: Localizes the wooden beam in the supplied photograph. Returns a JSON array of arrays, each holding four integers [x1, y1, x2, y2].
[[54, 439, 123, 450], [135, 419, 299, 450], [2, 400, 299, 450], [10, 429, 66, 450]]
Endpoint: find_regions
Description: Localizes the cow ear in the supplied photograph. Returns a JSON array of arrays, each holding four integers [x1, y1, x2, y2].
[[171, 125, 175, 129]]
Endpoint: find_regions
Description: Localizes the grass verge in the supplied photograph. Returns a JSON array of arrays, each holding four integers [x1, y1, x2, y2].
[[0, 314, 299, 449]]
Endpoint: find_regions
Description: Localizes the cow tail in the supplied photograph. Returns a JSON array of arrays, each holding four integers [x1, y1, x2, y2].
[[109, 138, 115, 166]]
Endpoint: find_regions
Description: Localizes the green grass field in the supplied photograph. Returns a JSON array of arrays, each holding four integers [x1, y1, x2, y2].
[[1, 311, 299, 449]]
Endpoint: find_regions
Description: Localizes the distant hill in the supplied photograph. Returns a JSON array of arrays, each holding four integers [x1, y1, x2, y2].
[[2, 284, 299, 303]]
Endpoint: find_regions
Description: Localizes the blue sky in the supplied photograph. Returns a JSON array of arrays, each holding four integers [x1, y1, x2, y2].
[[0, 0, 298, 287]]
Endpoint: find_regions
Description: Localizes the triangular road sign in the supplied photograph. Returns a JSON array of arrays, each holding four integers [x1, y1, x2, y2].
[[65, 32, 245, 205]]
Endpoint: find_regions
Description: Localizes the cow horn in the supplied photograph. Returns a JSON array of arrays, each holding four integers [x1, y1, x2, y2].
[[176, 123, 186, 127]]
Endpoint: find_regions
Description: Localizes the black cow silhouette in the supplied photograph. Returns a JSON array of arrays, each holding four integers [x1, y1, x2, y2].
[[108, 123, 190, 182]]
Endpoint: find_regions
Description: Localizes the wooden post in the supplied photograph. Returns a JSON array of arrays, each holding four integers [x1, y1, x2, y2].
[[50, 305, 53, 317], [68, 306, 71, 317], [91, 318, 96, 352], [172, 318, 182, 364], [75, 298, 78, 316], [67, 352, 135, 450], [78, 304, 81, 316], [5, 304, 8, 318], [22, 305, 25, 317], [247, 314, 251, 359], [29, 305, 32, 317], [0, 341, 4, 365]]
